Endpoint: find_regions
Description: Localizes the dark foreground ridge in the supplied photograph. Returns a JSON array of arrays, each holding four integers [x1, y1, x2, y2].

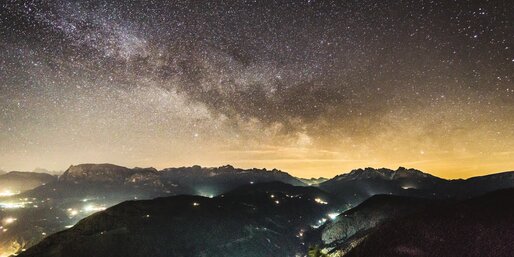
[[17, 185, 514, 257], [18, 182, 344, 257], [306, 194, 435, 256], [345, 188, 514, 257]]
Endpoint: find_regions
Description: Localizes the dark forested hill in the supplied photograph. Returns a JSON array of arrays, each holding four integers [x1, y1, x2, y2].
[[17, 182, 344, 257]]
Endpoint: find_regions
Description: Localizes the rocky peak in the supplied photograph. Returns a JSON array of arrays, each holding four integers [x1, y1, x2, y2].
[[337, 167, 431, 181], [59, 164, 157, 183], [391, 167, 431, 179], [1, 171, 55, 180]]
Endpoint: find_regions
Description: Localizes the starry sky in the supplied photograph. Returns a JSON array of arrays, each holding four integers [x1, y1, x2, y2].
[[0, 0, 513, 178]]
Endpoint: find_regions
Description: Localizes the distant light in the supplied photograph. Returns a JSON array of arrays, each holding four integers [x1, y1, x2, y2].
[[0, 199, 34, 209], [270, 194, 275, 198], [192, 202, 200, 207], [67, 208, 79, 216], [65, 225, 74, 228], [314, 198, 328, 205], [0, 202, 25, 209], [0, 239, 24, 257], [2, 217, 17, 225], [317, 218, 327, 224], [0, 190, 18, 197], [250, 181, 254, 184], [328, 213, 339, 220], [274, 200, 280, 204], [83, 204, 106, 213]]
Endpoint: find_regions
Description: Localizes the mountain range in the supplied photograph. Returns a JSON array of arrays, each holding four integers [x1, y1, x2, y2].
[[0, 163, 308, 252], [21, 163, 305, 201], [2, 163, 514, 257], [19, 164, 514, 207], [319, 167, 514, 206]]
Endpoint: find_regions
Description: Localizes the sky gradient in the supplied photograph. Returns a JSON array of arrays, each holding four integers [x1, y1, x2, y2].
[[1, 0, 513, 178]]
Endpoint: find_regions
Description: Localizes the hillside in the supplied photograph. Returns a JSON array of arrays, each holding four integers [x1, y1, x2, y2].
[[345, 188, 514, 257], [0, 171, 56, 195], [307, 195, 434, 256], [17, 182, 343, 257]]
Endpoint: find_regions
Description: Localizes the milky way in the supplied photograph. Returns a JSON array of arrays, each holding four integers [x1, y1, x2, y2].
[[0, 0, 513, 178]]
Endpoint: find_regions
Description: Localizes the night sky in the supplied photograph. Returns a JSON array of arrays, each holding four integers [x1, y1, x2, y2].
[[0, 0, 513, 178]]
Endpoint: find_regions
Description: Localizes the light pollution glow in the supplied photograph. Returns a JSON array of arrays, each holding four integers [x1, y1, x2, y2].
[[0, 1, 513, 179], [0, 241, 24, 257], [0, 191, 18, 197]]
